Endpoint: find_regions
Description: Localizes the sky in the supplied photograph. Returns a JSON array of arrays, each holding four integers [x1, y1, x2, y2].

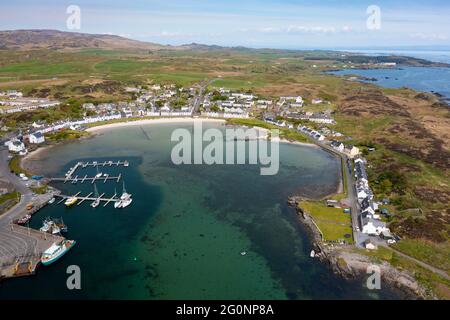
[[1, 0, 450, 49]]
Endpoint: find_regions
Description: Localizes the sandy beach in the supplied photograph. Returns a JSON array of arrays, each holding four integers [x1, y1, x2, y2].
[[22, 117, 322, 175], [85, 117, 226, 133]]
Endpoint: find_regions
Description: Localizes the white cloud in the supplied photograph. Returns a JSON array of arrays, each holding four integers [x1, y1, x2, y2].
[[287, 26, 336, 34], [410, 33, 448, 40]]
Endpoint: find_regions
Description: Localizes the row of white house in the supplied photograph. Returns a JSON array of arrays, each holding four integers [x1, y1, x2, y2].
[[201, 111, 249, 119], [0, 90, 23, 98], [330, 141, 360, 158], [353, 158, 391, 237], [298, 125, 326, 141], [0, 98, 60, 114]]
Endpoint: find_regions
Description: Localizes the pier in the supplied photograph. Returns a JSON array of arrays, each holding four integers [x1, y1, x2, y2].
[[54, 193, 119, 207], [48, 159, 129, 185], [78, 160, 129, 168], [50, 173, 122, 184]]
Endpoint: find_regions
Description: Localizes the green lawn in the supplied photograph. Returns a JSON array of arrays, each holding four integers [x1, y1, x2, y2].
[[299, 201, 353, 243]]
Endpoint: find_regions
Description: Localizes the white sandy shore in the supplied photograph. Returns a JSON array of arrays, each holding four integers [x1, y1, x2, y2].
[[23, 117, 323, 174], [85, 117, 226, 133]]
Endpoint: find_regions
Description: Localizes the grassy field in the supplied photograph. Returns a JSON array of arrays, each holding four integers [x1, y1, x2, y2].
[[355, 246, 450, 299], [9, 156, 30, 176], [226, 118, 309, 143], [0, 191, 20, 215], [299, 200, 353, 243], [46, 129, 89, 142], [393, 239, 450, 273]]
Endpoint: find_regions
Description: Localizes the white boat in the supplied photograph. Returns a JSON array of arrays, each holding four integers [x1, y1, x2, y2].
[[123, 160, 129, 167], [91, 199, 100, 208], [114, 200, 123, 208], [120, 181, 131, 200], [121, 198, 133, 208], [48, 197, 56, 204], [40, 219, 61, 235], [91, 184, 101, 208], [41, 240, 76, 266], [40, 222, 51, 233]]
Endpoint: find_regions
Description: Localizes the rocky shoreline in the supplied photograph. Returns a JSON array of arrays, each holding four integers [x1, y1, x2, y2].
[[288, 196, 432, 300]]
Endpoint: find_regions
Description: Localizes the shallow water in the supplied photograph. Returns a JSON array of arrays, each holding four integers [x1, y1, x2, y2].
[[0, 122, 400, 299]]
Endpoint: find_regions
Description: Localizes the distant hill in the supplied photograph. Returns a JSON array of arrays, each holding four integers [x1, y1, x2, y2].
[[0, 29, 168, 51]]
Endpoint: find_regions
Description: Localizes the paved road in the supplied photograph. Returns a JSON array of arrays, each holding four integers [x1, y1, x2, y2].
[[298, 132, 450, 281], [192, 78, 219, 115], [0, 148, 34, 225], [312, 140, 361, 246]]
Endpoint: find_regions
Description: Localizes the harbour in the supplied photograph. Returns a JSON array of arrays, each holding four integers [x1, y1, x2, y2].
[[0, 156, 132, 282]]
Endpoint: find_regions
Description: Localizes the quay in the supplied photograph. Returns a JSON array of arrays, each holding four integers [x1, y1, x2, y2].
[[0, 152, 131, 281], [0, 225, 64, 279], [0, 190, 64, 280]]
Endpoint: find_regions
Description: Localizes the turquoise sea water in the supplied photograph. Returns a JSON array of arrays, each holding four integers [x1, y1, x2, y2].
[[330, 67, 450, 101], [0, 122, 401, 299]]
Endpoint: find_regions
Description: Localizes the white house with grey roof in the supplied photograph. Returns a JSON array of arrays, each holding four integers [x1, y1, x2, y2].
[[29, 132, 45, 144]]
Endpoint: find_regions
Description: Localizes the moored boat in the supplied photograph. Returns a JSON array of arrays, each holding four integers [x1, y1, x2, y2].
[[91, 199, 100, 208], [65, 196, 78, 207], [114, 200, 123, 208], [91, 184, 101, 208], [17, 214, 32, 225], [121, 198, 132, 208], [40, 219, 61, 234], [41, 240, 76, 266]]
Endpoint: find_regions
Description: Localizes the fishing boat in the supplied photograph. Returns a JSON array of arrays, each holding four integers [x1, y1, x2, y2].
[[64, 196, 78, 207], [41, 240, 76, 266], [40, 219, 61, 235], [53, 218, 68, 233], [17, 214, 32, 225]]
